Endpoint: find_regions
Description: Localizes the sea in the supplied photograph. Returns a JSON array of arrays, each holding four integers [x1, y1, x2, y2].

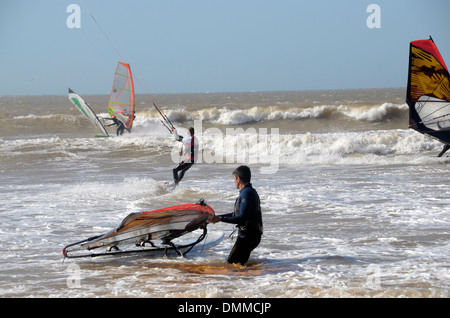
[[0, 88, 449, 298]]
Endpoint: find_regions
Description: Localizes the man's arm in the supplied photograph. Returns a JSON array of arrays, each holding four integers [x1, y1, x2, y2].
[[210, 212, 233, 224], [221, 196, 250, 226], [211, 191, 253, 225]]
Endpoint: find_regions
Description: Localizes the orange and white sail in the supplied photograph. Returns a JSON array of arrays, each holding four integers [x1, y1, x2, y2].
[[108, 62, 135, 132]]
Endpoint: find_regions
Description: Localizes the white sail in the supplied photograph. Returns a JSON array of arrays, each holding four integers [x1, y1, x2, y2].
[[68, 88, 109, 136]]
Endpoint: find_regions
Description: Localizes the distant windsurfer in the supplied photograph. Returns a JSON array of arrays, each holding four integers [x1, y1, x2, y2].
[[172, 127, 199, 185], [210, 165, 263, 265], [104, 115, 125, 136]]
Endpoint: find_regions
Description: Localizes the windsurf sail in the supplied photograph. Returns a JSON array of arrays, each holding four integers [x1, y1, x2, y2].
[[406, 36, 450, 156], [68, 88, 109, 136], [62, 200, 215, 258], [108, 62, 135, 132]]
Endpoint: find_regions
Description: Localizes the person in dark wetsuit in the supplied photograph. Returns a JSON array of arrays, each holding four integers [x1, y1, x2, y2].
[[105, 115, 125, 136], [172, 127, 199, 185], [210, 165, 263, 265]]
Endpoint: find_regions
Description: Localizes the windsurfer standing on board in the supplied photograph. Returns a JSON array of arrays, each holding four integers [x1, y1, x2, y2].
[[172, 126, 199, 185], [104, 115, 125, 136], [210, 165, 263, 265]]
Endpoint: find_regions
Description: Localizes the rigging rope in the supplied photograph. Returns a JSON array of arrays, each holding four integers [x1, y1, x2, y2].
[[88, 13, 127, 63], [83, 3, 175, 134]]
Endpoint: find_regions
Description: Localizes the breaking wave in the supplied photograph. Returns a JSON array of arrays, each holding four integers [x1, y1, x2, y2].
[[198, 128, 444, 166], [3, 127, 443, 169], [139, 102, 408, 126]]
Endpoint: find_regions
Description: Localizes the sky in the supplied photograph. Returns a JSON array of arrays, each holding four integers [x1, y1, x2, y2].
[[1, 0, 449, 96]]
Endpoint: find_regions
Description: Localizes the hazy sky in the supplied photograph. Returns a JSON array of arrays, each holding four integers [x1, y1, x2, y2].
[[1, 0, 449, 95]]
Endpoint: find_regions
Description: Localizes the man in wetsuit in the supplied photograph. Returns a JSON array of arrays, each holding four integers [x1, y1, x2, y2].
[[105, 115, 125, 136], [210, 165, 263, 265], [172, 127, 199, 184]]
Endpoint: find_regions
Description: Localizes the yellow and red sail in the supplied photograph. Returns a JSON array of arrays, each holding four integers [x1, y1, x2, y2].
[[406, 37, 450, 152]]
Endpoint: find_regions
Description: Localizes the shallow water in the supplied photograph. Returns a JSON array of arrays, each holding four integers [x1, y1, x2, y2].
[[0, 89, 449, 297]]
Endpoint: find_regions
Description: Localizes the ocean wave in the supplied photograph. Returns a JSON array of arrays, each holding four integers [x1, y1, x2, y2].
[[339, 103, 408, 122], [198, 128, 443, 166], [137, 103, 408, 126], [1, 127, 446, 168], [4, 103, 408, 137]]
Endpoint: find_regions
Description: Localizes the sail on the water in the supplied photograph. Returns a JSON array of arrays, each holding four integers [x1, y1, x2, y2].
[[68, 88, 109, 137], [108, 62, 135, 132], [406, 37, 450, 156], [82, 203, 214, 250], [62, 201, 216, 258]]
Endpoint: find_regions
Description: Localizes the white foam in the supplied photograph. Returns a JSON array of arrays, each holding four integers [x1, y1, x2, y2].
[[196, 128, 444, 167], [131, 103, 409, 126]]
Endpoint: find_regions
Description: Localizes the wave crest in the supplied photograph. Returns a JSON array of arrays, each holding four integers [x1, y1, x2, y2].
[[137, 103, 408, 126]]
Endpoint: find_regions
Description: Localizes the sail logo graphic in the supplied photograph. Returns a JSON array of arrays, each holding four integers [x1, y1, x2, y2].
[[66, 4, 81, 29], [366, 4, 381, 29]]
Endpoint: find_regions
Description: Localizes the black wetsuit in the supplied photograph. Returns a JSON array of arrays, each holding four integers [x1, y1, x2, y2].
[[220, 183, 263, 265], [106, 117, 125, 136], [173, 134, 198, 184]]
